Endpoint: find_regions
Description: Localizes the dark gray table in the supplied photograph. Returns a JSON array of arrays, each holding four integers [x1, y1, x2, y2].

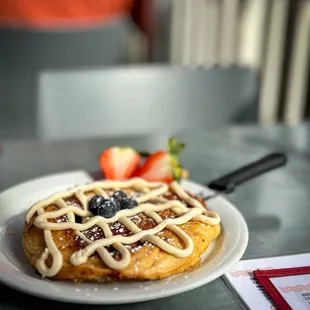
[[1, 124, 310, 309]]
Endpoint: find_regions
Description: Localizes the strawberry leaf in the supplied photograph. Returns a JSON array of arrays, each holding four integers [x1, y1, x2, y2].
[[167, 138, 185, 156], [172, 165, 183, 182]]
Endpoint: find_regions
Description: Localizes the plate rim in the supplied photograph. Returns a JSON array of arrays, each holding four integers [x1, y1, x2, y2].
[[0, 172, 249, 304]]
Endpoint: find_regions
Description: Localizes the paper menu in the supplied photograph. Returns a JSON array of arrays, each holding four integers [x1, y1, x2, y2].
[[224, 253, 310, 310], [270, 274, 310, 309]]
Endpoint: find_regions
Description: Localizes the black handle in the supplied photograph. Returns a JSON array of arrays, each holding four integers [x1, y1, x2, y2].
[[207, 153, 287, 193]]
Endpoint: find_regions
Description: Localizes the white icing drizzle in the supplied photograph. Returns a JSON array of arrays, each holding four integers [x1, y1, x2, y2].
[[25, 178, 220, 277]]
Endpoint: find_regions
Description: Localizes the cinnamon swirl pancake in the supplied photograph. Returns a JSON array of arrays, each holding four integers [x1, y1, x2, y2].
[[22, 178, 221, 281]]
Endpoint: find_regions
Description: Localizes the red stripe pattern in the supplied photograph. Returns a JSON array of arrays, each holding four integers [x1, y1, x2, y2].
[[280, 284, 310, 293]]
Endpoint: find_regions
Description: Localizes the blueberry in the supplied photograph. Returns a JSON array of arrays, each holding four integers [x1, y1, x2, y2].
[[119, 198, 129, 209], [88, 195, 105, 214], [112, 190, 127, 201], [120, 198, 138, 210], [111, 197, 121, 212], [98, 199, 118, 218]]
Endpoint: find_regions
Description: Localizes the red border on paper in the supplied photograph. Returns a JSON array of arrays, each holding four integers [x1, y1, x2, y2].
[[254, 266, 310, 310]]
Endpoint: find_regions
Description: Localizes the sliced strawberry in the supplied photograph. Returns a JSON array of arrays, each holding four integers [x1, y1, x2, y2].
[[99, 147, 141, 180], [134, 138, 185, 183]]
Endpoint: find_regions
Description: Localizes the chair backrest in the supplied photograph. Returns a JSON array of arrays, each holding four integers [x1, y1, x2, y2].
[[0, 17, 128, 71], [37, 66, 258, 141], [0, 17, 131, 141]]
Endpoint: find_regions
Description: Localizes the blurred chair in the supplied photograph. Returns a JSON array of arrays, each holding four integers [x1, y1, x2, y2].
[[0, 16, 130, 141], [0, 0, 162, 141], [37, 66, 258, 140]]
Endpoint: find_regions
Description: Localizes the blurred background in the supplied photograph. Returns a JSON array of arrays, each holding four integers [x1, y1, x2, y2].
[[0, 0, 309, 141]]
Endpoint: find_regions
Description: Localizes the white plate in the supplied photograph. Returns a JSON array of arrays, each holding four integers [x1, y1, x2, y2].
[[0, 171, 248, 304]]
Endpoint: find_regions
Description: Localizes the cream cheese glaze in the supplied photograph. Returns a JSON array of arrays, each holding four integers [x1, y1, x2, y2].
[[25, 178, 221, 278]]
